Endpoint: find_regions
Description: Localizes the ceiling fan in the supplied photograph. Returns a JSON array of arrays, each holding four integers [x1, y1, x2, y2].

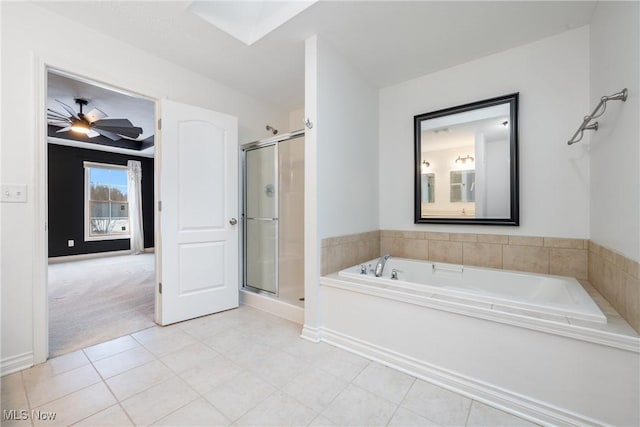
[[47, 98, 143, 140]]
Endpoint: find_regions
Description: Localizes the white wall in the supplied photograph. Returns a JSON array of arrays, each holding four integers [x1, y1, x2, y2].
[[288, 107, 305, 132], [379, 27, 591, 237], [315, 38, 379, 239], [589, 2, 640, 262], [0, 2, 288, 369]]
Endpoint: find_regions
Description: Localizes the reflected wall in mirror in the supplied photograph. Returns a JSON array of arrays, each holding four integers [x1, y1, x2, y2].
[[414, 93, 519, 225], [421, 173, 435, 204]]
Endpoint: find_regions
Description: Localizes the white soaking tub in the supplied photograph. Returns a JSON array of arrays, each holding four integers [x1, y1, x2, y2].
[[315, 256, 639, 425], [339, 257, 606, 324]]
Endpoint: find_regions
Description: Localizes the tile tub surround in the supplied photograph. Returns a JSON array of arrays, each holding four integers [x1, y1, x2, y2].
[[379, 231, 589, 279], [322, 230, 589, 278], [320, 230, 640, 333], [320, 231, 380, 276], [589, 241, 640, 333]]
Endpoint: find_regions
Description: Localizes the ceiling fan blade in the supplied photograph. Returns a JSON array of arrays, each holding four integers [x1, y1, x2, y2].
[[84, 108, 107, 124], [86, 130, 101, 138], [92, 119, 143, 139], [93, 127, 121, 141], [92, 118, 135, 128], [100, 127, 143, 139], [56, 126, 73, 133], [55, 99, 79, 119], [48, 121, 70, 127], [47, 109, 71, 120]]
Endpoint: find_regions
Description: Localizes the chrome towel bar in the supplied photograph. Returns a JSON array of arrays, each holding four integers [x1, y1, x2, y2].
[[568, 88, 628, 145]]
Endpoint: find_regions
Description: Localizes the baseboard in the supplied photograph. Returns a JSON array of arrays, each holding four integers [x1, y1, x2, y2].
[[48, 249, 154, 264], [318, 327, 608, 427], [300, 325, 322, 342], [240, 289, 304, 324], [1, 352, 33, 376]]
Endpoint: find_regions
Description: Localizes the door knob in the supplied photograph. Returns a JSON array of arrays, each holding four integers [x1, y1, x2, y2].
[[229, 218, 238, 225]]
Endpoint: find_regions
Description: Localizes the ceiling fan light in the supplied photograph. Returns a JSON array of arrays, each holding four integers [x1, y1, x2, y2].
[[70, 124, 90, 134]]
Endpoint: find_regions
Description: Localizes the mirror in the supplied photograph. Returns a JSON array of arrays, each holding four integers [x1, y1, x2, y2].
[[414, 93, 519, 225], [421, 173, 435, 204], [450, 170, 475, 203]]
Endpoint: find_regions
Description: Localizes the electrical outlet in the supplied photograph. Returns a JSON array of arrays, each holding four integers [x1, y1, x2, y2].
[[1, 184, 28, 203], [68, 240, 75, 247]]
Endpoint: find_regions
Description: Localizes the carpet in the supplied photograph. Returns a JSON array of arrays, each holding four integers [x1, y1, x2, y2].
[[48, 253, 155, 357]]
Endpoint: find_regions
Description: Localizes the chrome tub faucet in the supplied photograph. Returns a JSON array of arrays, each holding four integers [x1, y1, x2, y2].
[[374, 254, 391, 277]]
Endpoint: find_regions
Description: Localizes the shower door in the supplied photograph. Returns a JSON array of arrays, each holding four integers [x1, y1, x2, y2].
[[244, 144, 278, 294]]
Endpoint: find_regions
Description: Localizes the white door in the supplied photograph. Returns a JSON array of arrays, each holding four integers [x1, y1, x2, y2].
[[158, 99, 239, 325]]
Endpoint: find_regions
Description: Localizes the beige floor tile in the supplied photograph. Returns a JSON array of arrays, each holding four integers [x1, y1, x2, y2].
[[120, 377, 198, 426], [246, 348, 310, 388], [321, 384, 397, 426], [132, 326, 198, 357], [0, 415, 33, 427], [179, 355, 244, 395], [152, 398, 230, 426], [202, 328, 256, 354], [313, 345, 370, 382], [203, 370, 276, 421], [308, 415, 338, 427], [387, 407, 441, 426], [106, 360, 174, 401], [401, 379, 472, 426], [353, 362, 416, 404], [224, 340, 276, 371], [160, 342, 219, 374], [22, 351, 89, 387], [466, 401, 538, 426], [84, 336, 141, 362], [278, 338, 333, 365], [175, 315, 231, 341], [26, 364, 101, 408], [234, 391, 317, 427], [32, 382, 116, 427], [281, 368, 348, 413], [93, 346, 156, 379], [1, 372, 28, 411], [72, 404, 133, 426]]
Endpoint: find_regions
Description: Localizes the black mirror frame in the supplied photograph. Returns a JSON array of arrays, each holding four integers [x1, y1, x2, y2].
[[414, 93, 519, 225]]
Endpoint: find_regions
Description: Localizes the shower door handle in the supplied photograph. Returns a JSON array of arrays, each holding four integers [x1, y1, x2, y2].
[[229, 218, 238, 225]]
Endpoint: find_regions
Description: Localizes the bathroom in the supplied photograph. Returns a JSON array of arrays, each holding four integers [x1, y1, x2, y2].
[[1, 1, 638, 426]]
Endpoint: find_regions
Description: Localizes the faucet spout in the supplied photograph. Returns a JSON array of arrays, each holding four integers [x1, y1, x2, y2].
[[374, 254, 391, 277]]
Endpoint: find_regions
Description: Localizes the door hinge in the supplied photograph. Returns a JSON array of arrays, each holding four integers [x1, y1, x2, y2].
[[157, 118, 162, 130], [158, 282, 162, 294], [158, 201, 162, 211]]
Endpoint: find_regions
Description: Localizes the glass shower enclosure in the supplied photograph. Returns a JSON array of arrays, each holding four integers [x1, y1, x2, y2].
[[244, 144, 278, 294], [242, 130, 304, 304]]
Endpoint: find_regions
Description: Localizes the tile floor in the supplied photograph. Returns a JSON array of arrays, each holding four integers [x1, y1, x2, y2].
[[1, 306, 537, 426]]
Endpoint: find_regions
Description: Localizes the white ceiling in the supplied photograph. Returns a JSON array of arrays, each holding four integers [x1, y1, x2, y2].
[[36, 1, 596, 112]]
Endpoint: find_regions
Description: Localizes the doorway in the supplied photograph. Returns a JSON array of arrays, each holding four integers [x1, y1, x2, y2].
[[45, 69, 157, 357]]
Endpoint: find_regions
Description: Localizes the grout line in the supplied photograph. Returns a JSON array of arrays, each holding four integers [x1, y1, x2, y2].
[[464, 399, 475, 426], [79, 336, 137, 427], [19, 371, 35, 427]]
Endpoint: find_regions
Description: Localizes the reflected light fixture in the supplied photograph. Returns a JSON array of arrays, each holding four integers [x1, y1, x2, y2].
[[421, 160, 430, 174], [455, 154, 475, 164]]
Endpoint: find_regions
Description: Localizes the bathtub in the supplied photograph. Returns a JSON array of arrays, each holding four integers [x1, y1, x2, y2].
[[338, 257, 606, 324]]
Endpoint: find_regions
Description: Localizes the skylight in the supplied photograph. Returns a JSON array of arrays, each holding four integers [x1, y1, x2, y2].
[[189, 1, 317, 46]]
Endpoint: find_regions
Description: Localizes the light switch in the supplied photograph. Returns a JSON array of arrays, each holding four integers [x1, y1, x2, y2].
[[1, 184, 28, 203]]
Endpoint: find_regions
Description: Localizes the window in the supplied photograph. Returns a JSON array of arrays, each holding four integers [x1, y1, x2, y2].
[[84, 162, 129, 240]]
